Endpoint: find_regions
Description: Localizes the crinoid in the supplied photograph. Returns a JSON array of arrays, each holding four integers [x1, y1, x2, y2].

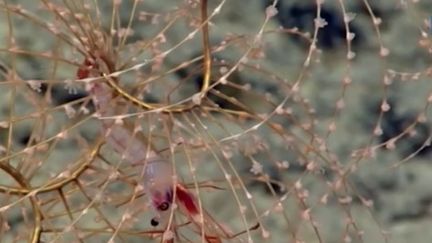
[[1, 1, 432, 243]]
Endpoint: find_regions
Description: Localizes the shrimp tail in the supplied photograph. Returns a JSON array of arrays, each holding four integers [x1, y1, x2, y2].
[[77, 57, 98, 79]]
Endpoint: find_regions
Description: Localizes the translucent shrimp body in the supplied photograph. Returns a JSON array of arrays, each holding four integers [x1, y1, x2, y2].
[[88, 81, 160, 164], [87, 81, 176, 223], [86, 78, 247, 242]]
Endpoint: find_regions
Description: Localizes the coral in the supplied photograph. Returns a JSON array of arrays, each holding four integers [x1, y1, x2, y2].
[[0, 0, 432, 242]]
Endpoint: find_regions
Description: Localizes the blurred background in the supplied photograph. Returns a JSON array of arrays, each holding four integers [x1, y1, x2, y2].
[[1, 0, 432, 242]]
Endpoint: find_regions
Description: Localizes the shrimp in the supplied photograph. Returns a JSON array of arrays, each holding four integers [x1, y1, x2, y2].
[[144, 159, 258, 243], [79, 57, 258, 242], [143, 158, 234, 243]]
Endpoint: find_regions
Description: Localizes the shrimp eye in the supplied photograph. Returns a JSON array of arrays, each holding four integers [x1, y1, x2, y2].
[[157, 201, 170, 211], [150, 218, 159, 227]]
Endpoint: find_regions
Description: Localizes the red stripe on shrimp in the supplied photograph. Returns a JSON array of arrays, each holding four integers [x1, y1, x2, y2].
[[175, 184, 199, 215]]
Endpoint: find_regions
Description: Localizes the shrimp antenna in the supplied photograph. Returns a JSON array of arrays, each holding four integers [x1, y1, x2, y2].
[[229, 222, 260, 239]]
